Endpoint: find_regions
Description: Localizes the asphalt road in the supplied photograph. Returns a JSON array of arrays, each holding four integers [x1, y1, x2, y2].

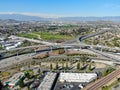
[[0, 53, 35, 69], [89, 48, 120, 62]]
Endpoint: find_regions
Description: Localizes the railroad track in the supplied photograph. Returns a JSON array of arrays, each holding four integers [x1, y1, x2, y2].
[[86, 68, 120, 90]]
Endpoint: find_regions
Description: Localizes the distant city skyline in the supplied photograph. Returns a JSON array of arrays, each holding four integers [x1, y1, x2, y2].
[[0, 0, 120, 17]]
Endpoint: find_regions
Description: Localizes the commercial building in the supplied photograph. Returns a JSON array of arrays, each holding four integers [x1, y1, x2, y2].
[[59, 73, 97, 83], [5, 41, 23, 50], [37, 72, 57, 90], [6, 72, 24, 87]]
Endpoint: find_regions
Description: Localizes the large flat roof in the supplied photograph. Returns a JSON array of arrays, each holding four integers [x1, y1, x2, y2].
[[59, 73, 97, 83], [37, 72, 57, 90], [7, 72, 24, 86]]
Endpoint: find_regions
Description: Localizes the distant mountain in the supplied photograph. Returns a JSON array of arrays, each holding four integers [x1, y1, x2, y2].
[[0, 14, 120, 22], [0, 14, 51, 21], [0, 19, 20, 23], [58, 17, 120, 22]]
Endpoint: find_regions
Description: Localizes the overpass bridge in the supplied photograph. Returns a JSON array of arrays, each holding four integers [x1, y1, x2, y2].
[[79, 28, 114, 41], [0, 28, 120, 70], [0, 28, 120, 64], [0, 28, 119, 54]]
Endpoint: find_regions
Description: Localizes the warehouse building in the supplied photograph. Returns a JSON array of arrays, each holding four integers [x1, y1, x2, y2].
[[6, 72, 24, 87], [59, 73, 97, 83], [37, 72, 57, 90]]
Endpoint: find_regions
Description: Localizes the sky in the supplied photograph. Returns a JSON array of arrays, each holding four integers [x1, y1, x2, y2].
[[0, 0, 120, 17]]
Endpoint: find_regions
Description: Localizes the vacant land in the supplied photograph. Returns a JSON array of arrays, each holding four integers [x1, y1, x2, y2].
[[18, 31, 74, 41]]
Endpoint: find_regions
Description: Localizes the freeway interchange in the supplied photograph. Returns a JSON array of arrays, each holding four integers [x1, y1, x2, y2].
[[1, 28, 120, 90], [0, 28, 120, 69]]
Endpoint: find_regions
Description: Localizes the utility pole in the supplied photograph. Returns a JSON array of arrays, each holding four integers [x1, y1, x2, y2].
[[51, 46, 53, 52], [99, 35, 102, 52]]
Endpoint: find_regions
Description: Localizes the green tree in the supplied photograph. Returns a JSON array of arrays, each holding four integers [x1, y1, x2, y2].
[[38, 68, 41, 74], [24, 72, 30, 79], [77, 62, 80, 70], [50, 64, 53, 70], [38, 62, 41, 67], [56, 63, 59, 70], [66, 63, 68, 70], [118, 78, 120, 81], [0, 45, 3, 50], [24, 70, 34, 79], [18, 78, 24, 88], [88, 63, 91, 70], [31, 61, 35, 65], [80, 56, 89, 65], [62, 62, 64, 68]]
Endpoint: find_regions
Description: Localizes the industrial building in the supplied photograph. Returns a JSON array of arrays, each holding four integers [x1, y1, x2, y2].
[[37, 72, 57, 90], [5, 41, 23, 50], [59, 73, 97, 83], [6, 72, 24, 87]]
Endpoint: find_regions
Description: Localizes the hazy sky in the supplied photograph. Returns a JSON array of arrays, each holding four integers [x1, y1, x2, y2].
[[0, 0, 120, 17]]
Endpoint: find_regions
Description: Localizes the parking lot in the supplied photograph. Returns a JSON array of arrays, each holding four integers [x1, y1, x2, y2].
[[55, 82, 87, 90]]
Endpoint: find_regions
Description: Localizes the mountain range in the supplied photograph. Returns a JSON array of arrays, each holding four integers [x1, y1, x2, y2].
[[0, 14, 120, 22]]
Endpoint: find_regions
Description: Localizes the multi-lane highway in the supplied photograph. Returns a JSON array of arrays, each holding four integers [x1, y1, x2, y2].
[[0, 29, 120, 69], [79, 28, 112, 41], [0, 28, 120, 90], [0, 28, 120, 54], [78, 28, 120, 62], [78, 29, 120, 90], [1, 42, 120, 54], [0, 53, 35, 69], [89, 48, 120, 62], [0, 28, 119, 90]]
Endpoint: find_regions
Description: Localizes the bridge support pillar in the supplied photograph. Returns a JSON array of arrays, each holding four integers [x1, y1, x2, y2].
[[17, 52, 19, 56], [64, 47, 68, 54], [50, 47, 52, 52], [34, 49, 36, 54]]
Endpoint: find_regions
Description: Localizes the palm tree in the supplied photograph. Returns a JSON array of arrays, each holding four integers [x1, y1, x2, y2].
[[70, 60, 72, 67], [62, 62, 64, 69], [50, 63, 53, 70], [66, 63, 68, 70], [80, 56, 88, 65], [88, 63, 92, 70], [77, 62, 80, 70], [38, 68, 41, 74], [55, 63, 59, 70], [38, 62, 41, 67]]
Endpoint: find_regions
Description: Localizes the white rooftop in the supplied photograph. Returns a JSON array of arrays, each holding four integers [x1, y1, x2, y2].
[[59, 73, 97, 83], [37, 72, 57, 90], [7, 72, 24, 86]]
